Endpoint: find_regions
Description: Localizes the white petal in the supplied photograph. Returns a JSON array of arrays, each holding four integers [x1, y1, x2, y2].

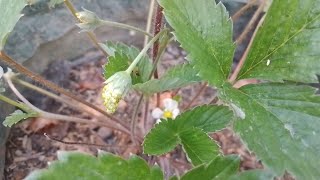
[[0, 66, 3, 79], [163, 98, 178, 111], [172, 108, 180, 119], [156, 119, 162, 124], [152, 108, 163, 119]]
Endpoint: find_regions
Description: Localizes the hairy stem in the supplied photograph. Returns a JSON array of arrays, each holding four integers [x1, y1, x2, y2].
[[100, 20, 153, 37], [0, 94, 29, 111], [152, 5, 164, 107], [126, 30, 166, 74], [63, 0, 109, 57], [130, 94, 144, 145]]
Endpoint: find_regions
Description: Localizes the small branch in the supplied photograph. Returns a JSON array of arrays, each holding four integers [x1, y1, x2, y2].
[[63, 0, 109, 57], [152, 4, 164, 107], [0, 51, 130, 132], [5, 75, 129, 134], [13, 78, 132, 133], [184, 82, 208, 110], [235, 0, 265, 45], [231, 0, 257, 22], [144, 0, 156, 47], [229, 14, 265, 83], [44, 133, 138, 149]]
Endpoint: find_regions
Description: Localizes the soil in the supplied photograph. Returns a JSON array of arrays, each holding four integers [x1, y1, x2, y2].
[[4, 44, 265, 179]]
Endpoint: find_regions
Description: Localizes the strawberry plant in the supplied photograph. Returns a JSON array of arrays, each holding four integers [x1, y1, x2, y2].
[[0, 0, 319, 179]]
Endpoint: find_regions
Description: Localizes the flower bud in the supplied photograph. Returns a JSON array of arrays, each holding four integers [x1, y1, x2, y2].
[[102, 71, 132, 114], [75, 8, 102, 32]]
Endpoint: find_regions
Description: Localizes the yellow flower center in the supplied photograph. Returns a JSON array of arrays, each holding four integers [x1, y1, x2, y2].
[[163, 110, 173, 119]]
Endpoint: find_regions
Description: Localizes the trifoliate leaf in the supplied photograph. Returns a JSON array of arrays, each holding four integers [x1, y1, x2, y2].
[[219, 83, 320, 179], [0, 0, 25, 50], [143, 105, 233, 166], [3, 109, 38, 127], [159, 0, 235, 87], [237, 0, 320, 83], [25, 151, 163, 180], [101, 41, 152, 85], [133, 64, 201, 95], [181, 155, 240, 180]]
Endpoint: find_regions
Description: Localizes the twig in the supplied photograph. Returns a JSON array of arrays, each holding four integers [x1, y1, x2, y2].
[[4, 74, 130, 134], [63, 0, 109, 57], [44, 133, 138, 149], [12, 77, 134, 134], [229, 14, 265, 83], [231, 0, 257, 22], [0, 51, 130, 132], [235, 0, 265, 45], [184, 82, 208, 110]]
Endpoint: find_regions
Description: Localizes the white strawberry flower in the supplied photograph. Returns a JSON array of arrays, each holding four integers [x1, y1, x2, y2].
[[152, 98, 180, 123]]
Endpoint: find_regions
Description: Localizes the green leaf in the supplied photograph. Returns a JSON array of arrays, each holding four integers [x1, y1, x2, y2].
[[179, 128, 219, 166], [25, 151, 163, 180], [143, 105, 233, 165], [229, 170, 274, 180], [219, 83, 320, 179], [237, 0, 320, 83], [133, 64, 201, 95], [0, 0, 25, 50], [101, 41, 153, 84], [3, 109, 38, 127], [159, 0, 235, 87], [181, 155, 240, 180]]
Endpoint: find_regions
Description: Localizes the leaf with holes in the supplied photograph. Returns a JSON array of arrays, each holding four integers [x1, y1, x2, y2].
[[101, 41, 152, 84], [25, 151, 163, 180], [143, 105, 233, 166], [159, 0, 235, 87], [133, 64, 201, 95], [0, 0, 25, 50], [3, 109, 39, 127], [219, 83, 320, 179], [237, 0, 320, 83]]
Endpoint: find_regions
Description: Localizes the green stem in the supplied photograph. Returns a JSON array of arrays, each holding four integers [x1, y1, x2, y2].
[[0, 94, 28, 111], [125, 30, 166, 74], [101, 20, 153, 38]]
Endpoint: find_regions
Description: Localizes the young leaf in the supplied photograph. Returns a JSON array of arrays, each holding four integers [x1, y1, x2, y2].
[[25, 151, 163, 180], [159, 0, 235, 87], [181, 155, 240, 180], [237, 0, 320, 83], [3, 109, 38, 127], [219, 83, 320, 179], [133, 64, 201, 95], [0, 0, 25, 50], [101, 41, 153, 84], [143, 105, 233, 165]]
